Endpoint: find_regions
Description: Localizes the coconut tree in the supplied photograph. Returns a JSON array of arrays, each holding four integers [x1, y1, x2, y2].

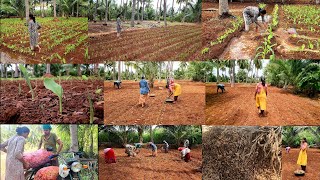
[[105, 0, 108, 23], [69, 125, 79, 152], [131, 0, 136, 27], [163, 0, 167, 26], [53, 0, 57, 18], [118, 61, 121, 81], [25, 0, 29, 23], [158, 0, 162, 23], [219, 0, 229, 16]]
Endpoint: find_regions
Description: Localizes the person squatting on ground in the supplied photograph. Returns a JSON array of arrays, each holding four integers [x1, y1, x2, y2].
[[168, 78, 182, 104], [285, 146, 291, 153], [243, 6, 267, 32], [217, 84, 225, 93], [163, 140, 169, 153], [255, 77, 268, 117], [125, 144, 137, 157], [148, 142, 157, 157], [116, 14, 122, 37], [38, 124, 63, 166], [114, 80, 121, 89], [28, 14, 41, 52], [0, 126, 30, 180], [297, 138, 308, 172], [134, 143, 142, 154], [104, 148, 116, 163], [138, 76, 150, 108], [179, 147, 191, 162]]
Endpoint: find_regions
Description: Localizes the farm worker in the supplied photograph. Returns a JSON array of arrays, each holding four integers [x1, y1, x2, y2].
[[184, 139, 190, 148], [114, 80, 122, 89], [138, 76, 150, 108], [255, 77, 268, 117], [163, 140, 169, 153], [168, 79, 182, 104], [116, 14, 122, 37], [104, 148, 116, 163], [38, 124, 64, 166], [217, 84, 225, 93], [0, 126, 30, 180], [28, 14, 41, 52], [181, 148, 191, 162], [134, 143, 143, 153], [125, 144, 137, 157], [297, 138, 308, 172], [243, 6, 267, 32], [285, 146, 291, 153], [147, 142, 157, 157]]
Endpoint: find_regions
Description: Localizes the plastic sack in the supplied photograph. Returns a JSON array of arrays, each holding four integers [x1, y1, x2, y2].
[[34, 166, 59, 180], [23, 149, 54, 168]]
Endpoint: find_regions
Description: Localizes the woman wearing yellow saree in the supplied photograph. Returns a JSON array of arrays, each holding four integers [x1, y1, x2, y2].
[[297, 138, 308, 172], [168, 79, 181, 104], [255, 77, 268, 117]]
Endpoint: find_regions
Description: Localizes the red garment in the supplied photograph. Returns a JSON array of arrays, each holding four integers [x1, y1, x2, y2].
[[185, 153, 191, 162], [104, 148, 116, 163]]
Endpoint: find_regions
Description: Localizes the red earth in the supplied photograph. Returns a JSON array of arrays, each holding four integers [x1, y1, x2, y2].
[[104, 80, 205, 125], [206, 83, 320, 126], [98, 147, 202, 180], [0, 79, 104, 123], [282, 148, 320, 180]]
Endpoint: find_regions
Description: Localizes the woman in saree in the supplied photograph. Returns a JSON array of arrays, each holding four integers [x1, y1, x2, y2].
[[0, 126, 30, 180], [168, 79, 182, 104], [297, 138, 308, 172], [255, 77, 268, 117]]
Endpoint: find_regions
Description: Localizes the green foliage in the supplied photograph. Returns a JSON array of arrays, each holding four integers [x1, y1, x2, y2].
[[19, 64, 35, 100], [282, 126, 320, 147], [44, 78, 63, 113], [295, 63, 320, 97]]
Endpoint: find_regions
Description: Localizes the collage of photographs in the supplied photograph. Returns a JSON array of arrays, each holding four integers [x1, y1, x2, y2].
[[0, 0, 319, 179]]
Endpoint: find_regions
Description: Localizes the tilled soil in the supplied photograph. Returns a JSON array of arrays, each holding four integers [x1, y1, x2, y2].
[[89, 24, 202, 61], [206, 83, 320, 126], [98, 147, 202, 180], [282, 148, 320, 180], [0, 79, 104, 123], [105, 80, 205, 125]]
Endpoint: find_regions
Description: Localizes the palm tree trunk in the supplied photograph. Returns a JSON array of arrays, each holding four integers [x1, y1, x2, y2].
[[25, 0, 30, 24], [46, 64, 51, 74], [156, 0, 159, 21], [137, 0, 140, 23], [171, 0, 174, 22], [105, 0, 108, 23], [14, 64, 19, 78], [70, 125, 79, 152], [118, 61, 121, 81], [141, 0, 145, 21], [131, 0, 136, 27], [216, 65, 220, 84], [77, 64, 82, 76], [150, 126, 153, 143], [94, 0, 99, 21], [158, 0, 162, 23], [53, 0, 57, 18], [219, 0, 229, 16], [77, 0, 79, 17], [163, 0, 167, 26]]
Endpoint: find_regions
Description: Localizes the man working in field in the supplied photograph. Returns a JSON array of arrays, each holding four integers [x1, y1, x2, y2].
[[125, 144, 137, 157], [138, 76, 150, 108], [243, 6, 267, 32], [38, 124, 63, 166], [217, 84, 225, 93], [147, 142, 157, 157], [163, 140, 169, 153], [114, 80, 121, 89]]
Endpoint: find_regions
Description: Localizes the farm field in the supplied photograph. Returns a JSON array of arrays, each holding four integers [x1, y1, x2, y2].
[[282, 148, 320, 180], [201, 2, 320, 60], [206, 83, 320, 126], [105, 80, 205, 125], [98, 147, 202, 180], [0, 79, 104, 123], [0, 18, 89, 64], [89, 24, 202, 61]]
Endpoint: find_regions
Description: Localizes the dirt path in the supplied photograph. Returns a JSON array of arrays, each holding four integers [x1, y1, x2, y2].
[[282, 148, 320, 180], [105, 80, 205, 125], [206, 83, 320, 126], [98, 148, 202, 180]]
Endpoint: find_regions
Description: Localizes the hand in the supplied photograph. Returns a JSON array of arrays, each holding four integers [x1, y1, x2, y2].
[[23, 162, 29, 169]]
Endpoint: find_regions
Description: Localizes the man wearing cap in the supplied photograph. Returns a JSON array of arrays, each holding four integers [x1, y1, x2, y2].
[[38, 124, 64, 166]]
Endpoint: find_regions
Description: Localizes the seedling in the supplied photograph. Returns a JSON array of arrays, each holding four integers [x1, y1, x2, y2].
[[44, 78, 63, 113], [19, 65, 35, 100], [82, 75, 89, 80]]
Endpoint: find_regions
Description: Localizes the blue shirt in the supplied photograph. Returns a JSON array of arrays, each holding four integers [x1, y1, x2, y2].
[[139, 79, 149, 95]]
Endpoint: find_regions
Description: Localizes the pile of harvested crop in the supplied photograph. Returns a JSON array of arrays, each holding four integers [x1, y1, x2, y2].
[[34, 166, 59, 180], [23, 149, 54, 168], [202, 126, 281, 180]]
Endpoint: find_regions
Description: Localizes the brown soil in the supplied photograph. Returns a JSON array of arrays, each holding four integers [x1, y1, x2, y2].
[[89, 24, 202, 61], [0, 79, 104, 123], [206, 83, 320, 126], [98, 147, 202, 180], [282, 148, 320, 180], [104, 80, 205, 125]]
